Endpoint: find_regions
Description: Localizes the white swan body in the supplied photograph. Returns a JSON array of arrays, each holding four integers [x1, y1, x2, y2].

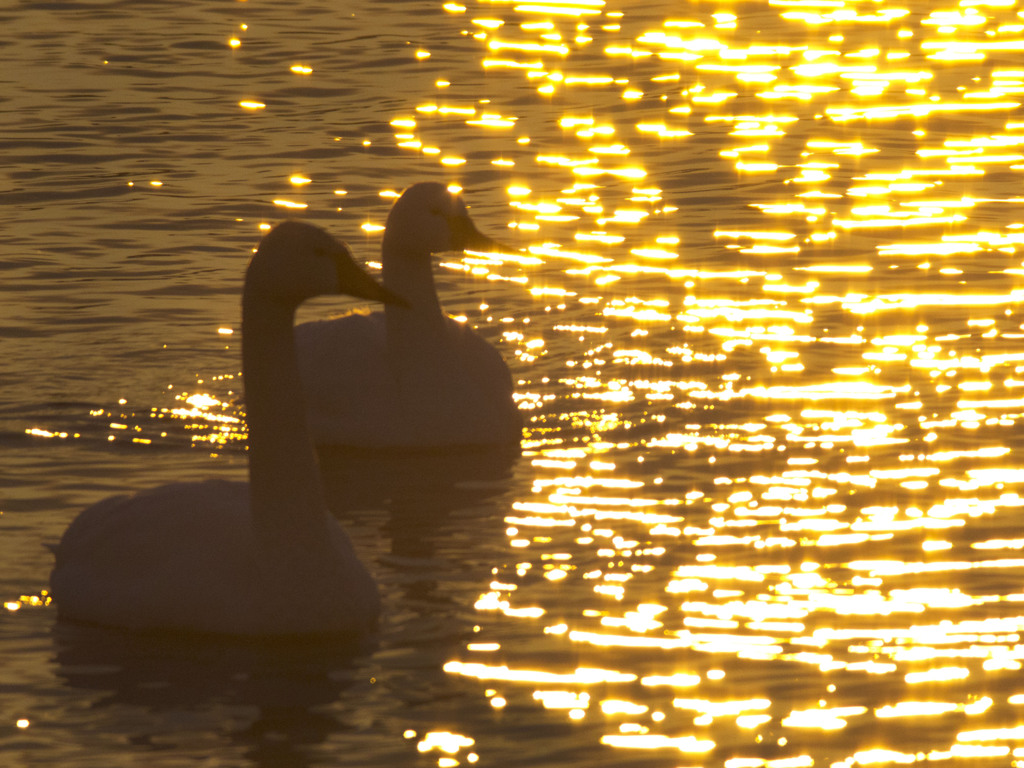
[[51, 221, 400, 636], [295, 183, 521, 449]]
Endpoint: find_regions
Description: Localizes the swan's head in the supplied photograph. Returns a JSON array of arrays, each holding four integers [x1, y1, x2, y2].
[[249, 221, 406, 307], [384, 182, 502, 258]]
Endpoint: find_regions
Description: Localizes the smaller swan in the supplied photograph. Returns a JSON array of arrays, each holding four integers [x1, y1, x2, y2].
[[295, 183, 522, 448], [50, 221, 402, 636]]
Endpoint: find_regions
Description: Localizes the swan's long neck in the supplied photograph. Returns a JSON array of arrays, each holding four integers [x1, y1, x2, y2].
[[242, 287, 329, 544], [382, 238, 448, 366]]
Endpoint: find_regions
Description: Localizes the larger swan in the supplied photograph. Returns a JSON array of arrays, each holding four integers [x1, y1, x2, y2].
[[50, 221, 401, 636], [295, 183, 522, 448]]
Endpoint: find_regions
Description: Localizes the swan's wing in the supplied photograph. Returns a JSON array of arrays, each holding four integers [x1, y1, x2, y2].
[[53, 480, 251, 568], [442, 320, 523, 443], [50, 480, 257, 631], [294, 313, 520, 447], [295, 312, 386, 393], [295, 312, 410, 446], [51, 479, 378, 635], [448, 320, 517, 392]]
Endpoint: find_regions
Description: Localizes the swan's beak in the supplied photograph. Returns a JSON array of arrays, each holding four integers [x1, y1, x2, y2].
[[450, 213, 510, 255], [331, 247, 410, 307]]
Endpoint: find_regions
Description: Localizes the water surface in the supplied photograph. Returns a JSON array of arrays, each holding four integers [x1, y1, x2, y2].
[[5, 0, 1024, 766]]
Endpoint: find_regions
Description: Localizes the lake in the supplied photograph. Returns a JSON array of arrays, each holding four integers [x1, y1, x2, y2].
[[4, 0, 1024, 765]]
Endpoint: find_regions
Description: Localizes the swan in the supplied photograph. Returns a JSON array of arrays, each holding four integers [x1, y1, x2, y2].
[[50, 221, 402, 636], [294, 182, 522, 449]]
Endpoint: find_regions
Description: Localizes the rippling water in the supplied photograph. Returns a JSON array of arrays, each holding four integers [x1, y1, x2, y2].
[[5, 0, 1024, 765]]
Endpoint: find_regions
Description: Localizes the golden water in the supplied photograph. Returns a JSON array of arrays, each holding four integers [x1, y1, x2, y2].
[[4, 0, 1024, 765]]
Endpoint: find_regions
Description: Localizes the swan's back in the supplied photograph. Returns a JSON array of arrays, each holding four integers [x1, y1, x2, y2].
[[52, 481, 257, 633], [51, 479, 379, 636], [296, 314, 520, 448]]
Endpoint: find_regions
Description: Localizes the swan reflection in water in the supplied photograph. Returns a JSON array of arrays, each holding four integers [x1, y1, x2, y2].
[[51, 619, 376, 768]]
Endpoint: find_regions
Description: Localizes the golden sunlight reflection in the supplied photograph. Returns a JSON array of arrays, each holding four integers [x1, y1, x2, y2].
[[413, 0, 1024, 762], [42, 368, 248, 451]]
